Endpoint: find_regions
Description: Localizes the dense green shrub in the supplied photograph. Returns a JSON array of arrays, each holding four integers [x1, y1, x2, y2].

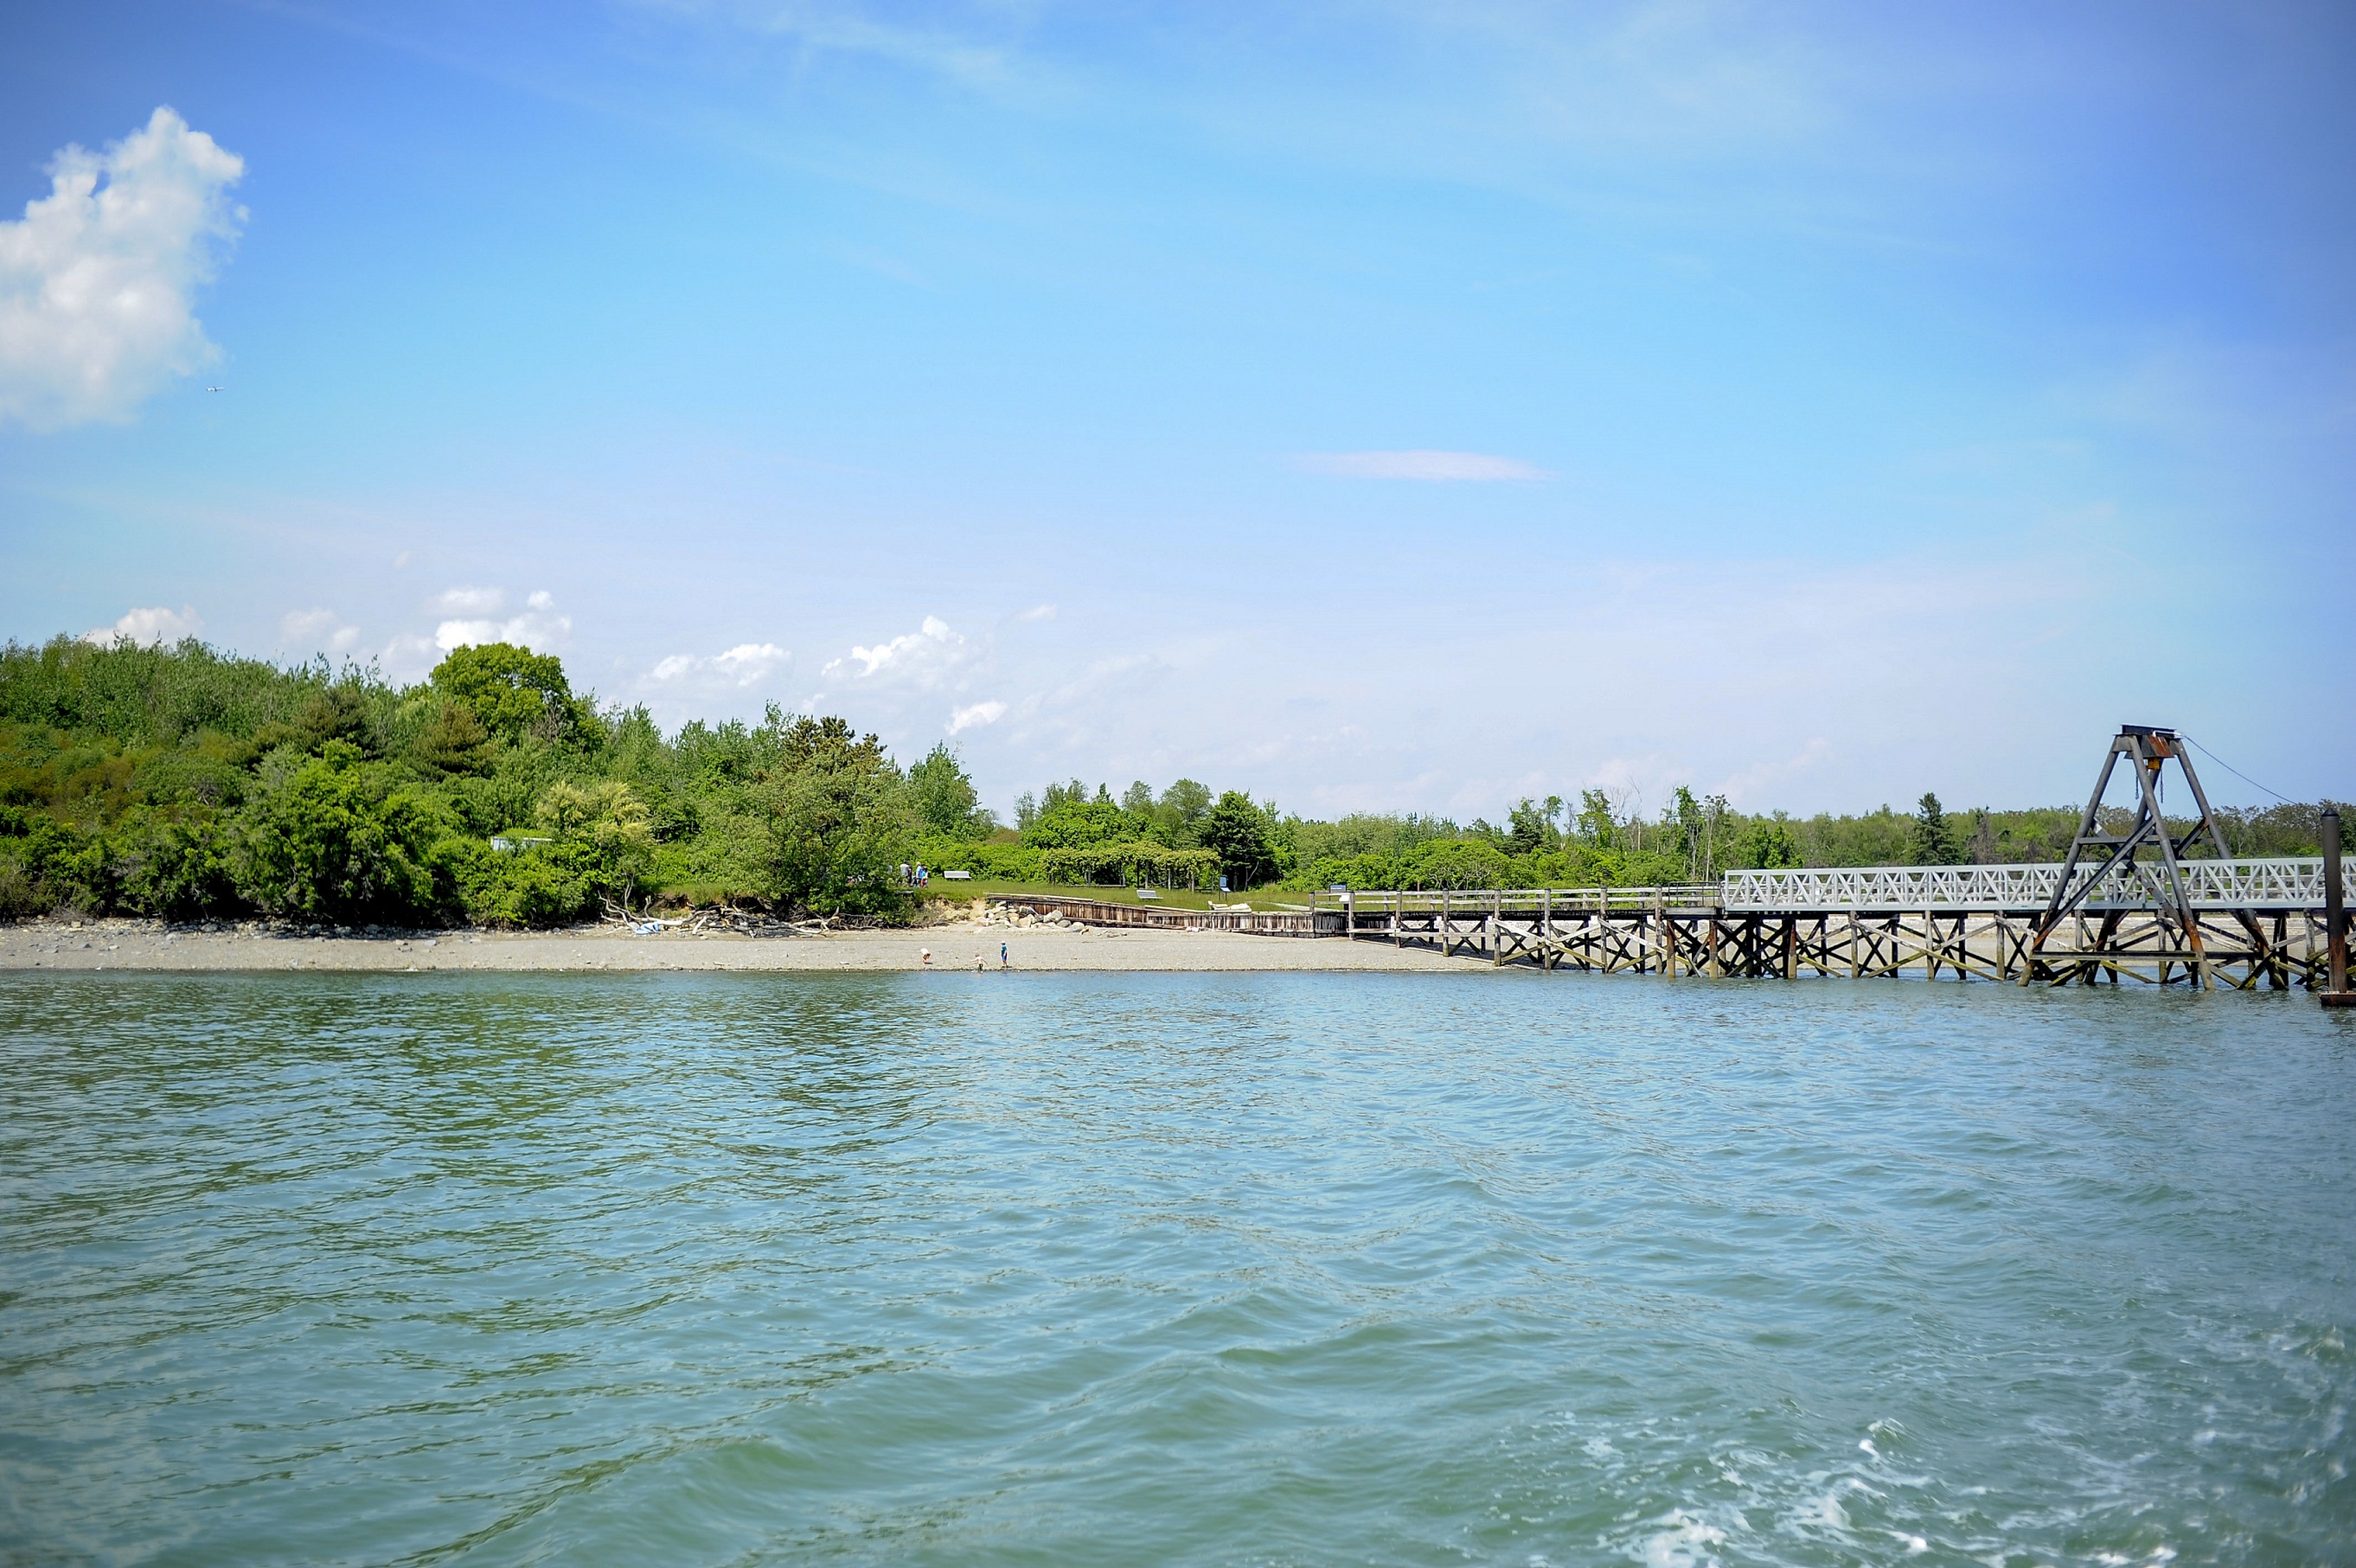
[[1039, 842, 1220, 889], [0, 804, 97, 916], [233, 743, 445, 924], [1021, 790, 1134, 849], [442, 839, 598, 926], [116, 811, 240, 920], [908, 835, 1045, 881]]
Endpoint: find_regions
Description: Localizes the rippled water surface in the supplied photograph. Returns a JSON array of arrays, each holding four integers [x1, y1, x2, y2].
[[3, 972, 2351, 1565]]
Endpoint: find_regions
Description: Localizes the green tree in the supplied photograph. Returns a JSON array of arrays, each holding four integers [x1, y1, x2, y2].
[[1739, 813, 1803, 870], [1506, 796, 1561, 854], [429, 643, 591, 746], [535, 779, 654, 903], [234, 740, 445, 923], [1156, 778, 1213, 846], [778, 714, 887, 773], [1405, 837, 1512, 889], [1911, 792, 1961, 865], [1022, 787, 1132, 848], [1200, 790, 1278, 890], [291, 684, 377, 755], [410, 700, 492, 776], [1575, 789, 1618, 849], [758, 718, 912, 918], [910, 742, 992, 838]]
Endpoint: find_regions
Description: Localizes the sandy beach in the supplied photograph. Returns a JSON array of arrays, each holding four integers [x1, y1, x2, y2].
[[0, 916, 1479, 973]]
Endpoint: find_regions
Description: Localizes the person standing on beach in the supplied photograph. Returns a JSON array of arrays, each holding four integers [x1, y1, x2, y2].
[[919, 947, 932, 966], [999, 941, 1008, 969]]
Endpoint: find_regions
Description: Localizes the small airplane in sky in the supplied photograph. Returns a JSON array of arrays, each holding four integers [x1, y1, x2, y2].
[[205, 385, 225, 393]]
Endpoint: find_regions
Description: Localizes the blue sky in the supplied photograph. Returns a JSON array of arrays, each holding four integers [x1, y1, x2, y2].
[[3, 1, 2350, 822]]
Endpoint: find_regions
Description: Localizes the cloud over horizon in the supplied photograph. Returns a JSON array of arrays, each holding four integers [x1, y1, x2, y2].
[[949, 699, 1007, 733], [85, 605, 203, 646], [648, 641, 790, 688], [0, 107, 245, 429], [432, 588, 572, 653], [281, 607, 360, 654], [825, 616, 976, 687]]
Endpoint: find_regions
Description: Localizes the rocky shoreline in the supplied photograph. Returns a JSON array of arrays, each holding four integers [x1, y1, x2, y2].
[[0, 915, 1476, 973]]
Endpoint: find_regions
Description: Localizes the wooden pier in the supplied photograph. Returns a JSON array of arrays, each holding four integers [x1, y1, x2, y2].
[[992, 856, 2351, 991], [1311, 860, 2353, 990]]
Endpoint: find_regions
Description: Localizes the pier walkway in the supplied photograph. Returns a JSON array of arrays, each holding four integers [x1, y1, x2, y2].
[[983, 857, 2348, 989], [1311, 857, 2353, 989]]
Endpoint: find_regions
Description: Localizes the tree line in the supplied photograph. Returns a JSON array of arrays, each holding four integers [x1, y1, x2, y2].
[[3, 636, 2345, 925]]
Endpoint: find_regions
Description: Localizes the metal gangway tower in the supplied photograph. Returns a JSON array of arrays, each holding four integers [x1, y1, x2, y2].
[[2023, 725, 2233, 988]]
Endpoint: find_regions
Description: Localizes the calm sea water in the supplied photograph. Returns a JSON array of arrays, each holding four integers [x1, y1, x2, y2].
[[2, 972, 2350, 1566]]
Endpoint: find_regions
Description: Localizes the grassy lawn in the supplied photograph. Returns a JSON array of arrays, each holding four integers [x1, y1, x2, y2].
[[917, 878, 1314, 913]]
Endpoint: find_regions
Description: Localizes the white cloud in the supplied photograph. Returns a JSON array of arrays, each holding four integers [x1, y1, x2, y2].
[[1294, 450, 1551, 481], [825, 615, 973, 687], [281, 607, 360, 654], [84, 605, 202, 646], [713, 641, 785, 681], [433, 586, 506, 616], [646, 641, 790, 688], [379, 632, 439, 684], [0, 107, 246, 430], [949, 699, 1008, 733], [1016, 602, 1058, 622], [433, 586, 571, 652]]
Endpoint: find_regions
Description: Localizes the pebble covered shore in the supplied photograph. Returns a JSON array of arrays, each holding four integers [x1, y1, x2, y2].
[[0, 915, 1476, 973]]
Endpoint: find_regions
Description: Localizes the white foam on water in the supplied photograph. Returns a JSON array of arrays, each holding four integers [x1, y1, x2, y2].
[[1640, 1509, 1728, 1568]]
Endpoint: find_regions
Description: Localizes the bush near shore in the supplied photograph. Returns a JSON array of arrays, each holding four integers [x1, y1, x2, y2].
[[3, 636, 2345, 927]]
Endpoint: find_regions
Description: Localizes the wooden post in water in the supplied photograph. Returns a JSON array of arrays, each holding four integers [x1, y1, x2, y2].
[[2324, 809, 2352, 1007]]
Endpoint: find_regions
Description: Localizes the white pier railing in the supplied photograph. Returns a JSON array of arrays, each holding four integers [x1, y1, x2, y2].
[[1721, 857, 2350, 912]]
